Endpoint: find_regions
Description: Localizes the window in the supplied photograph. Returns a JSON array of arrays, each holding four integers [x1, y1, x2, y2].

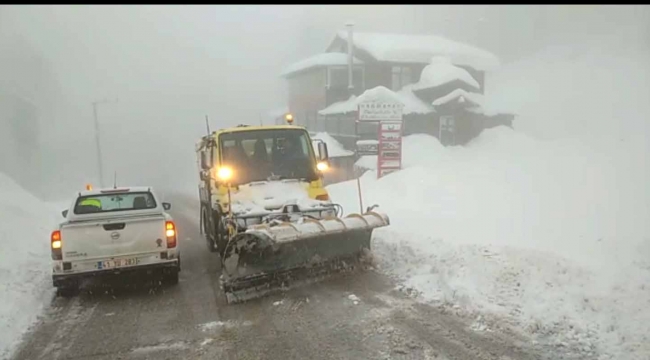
[[353, 68, 364, 91], [74, 192, 157, 215], [391, 66, 412, 91], [218, 129, 319, 184], [210, 144, 218, 168], [439, 115, 456, 146], [327, 67, 365, 90], [330, 68, 348, 88]]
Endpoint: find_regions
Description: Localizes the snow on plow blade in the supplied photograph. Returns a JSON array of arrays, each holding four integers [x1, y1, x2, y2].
[[220, 211, 389, 304]]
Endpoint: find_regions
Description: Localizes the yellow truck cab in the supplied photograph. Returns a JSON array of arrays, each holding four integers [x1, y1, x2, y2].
[[195, 121, 334, 254]]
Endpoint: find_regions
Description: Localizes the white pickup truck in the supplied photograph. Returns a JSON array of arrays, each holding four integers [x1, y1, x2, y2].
[[52, 186, 181, 296]]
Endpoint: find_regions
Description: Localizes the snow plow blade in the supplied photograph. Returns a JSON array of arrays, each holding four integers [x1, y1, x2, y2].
[[220, 211, 389, 304]]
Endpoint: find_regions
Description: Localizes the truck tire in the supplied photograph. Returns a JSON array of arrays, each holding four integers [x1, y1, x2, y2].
[[202, 205, 219, 253], [214, 212, 229, 257]]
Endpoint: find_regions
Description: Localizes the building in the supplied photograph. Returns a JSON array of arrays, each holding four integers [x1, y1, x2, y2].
[[280, 29, 515, 149]]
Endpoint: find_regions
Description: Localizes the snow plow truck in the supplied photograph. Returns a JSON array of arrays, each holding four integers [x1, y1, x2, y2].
[[195, 115, 390, 303]]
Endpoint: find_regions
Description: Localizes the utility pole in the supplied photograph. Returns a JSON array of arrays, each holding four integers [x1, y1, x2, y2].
[[346, 21, 355, 97], [92, 98, 118, 188]]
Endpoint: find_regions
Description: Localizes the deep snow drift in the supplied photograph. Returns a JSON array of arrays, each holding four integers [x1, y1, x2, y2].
[[328, 28, 650, 360], [0, 173, 59, 359], [327, 130, 649, 360]]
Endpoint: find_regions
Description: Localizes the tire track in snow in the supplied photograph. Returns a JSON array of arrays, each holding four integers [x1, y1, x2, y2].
[[36, 296, 98, 360]]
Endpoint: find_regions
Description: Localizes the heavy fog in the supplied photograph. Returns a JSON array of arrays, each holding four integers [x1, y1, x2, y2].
[[1, 5, 648, 199]]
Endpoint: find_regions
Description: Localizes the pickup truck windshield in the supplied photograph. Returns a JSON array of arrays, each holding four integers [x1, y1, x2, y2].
[[218, 129, 319, 185], [73, 192, 157, 215]]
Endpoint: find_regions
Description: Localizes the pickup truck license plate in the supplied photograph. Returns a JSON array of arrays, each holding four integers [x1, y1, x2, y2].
[[98, 258, 139, 269]]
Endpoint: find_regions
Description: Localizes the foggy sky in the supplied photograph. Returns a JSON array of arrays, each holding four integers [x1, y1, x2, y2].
[[1, 5, 648, 199]]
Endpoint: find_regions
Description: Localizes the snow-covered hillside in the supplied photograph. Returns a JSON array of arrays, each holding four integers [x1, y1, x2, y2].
[[327, 32, 650, 360], [485, 27, 650, 143], [0, 173, 60, 359]]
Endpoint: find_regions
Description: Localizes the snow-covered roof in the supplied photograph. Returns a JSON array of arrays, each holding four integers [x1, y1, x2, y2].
[[318, 95, 358, 115], [354, 155, 377, 170], [333, 31, 500, 71], [432, 88, 514, 116], [310, 132, 354, 158], [412, 56, 480, 92], [433, 88, 482, 107], [280, 53, 363, 78], [398, 84, 435, 114], [319, 85, 433, 116], [357, 139, 378, 145]]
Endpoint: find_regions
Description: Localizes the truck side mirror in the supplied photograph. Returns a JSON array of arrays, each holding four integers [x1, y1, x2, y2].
[[317, 142, 329, 161], [200, 151, 211, 170], [61, 209, 68, 218], [162, 202, 172, 211], [200, 170, 210, 182]]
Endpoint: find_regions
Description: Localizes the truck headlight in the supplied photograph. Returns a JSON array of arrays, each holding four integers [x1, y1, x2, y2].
[[317, 162, 329, 171], [217, 167, 233, 181]]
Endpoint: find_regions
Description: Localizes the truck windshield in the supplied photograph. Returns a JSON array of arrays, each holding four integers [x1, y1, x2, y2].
[[73, 191, 157, 215], [218, 129, 319, 185]]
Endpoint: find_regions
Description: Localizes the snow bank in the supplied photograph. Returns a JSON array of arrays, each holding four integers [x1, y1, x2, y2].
[[311, 132, 354, 158], [354, 134, 446, 171], [0, 173, 59, 359], [413, 56, 480, 91], [328, 127, 650, 360]]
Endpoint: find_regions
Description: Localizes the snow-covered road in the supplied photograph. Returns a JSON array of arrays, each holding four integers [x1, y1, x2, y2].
[[7, 193, 560, 360]]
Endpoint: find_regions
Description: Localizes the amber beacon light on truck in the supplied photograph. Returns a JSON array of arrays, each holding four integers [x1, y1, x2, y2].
[[285, 113, 294, 125]]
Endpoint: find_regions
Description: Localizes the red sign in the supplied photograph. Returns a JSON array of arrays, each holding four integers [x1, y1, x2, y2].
[[377, 121, 403, 179]]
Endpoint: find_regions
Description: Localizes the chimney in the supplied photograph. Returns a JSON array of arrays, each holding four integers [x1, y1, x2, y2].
[[345, 21, 355, 95]]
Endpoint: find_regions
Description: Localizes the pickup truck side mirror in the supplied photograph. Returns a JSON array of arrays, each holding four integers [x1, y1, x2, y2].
[[317, 141, 329, 162], [61, 209, 68, 218], [162, 202, 172, 211]]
